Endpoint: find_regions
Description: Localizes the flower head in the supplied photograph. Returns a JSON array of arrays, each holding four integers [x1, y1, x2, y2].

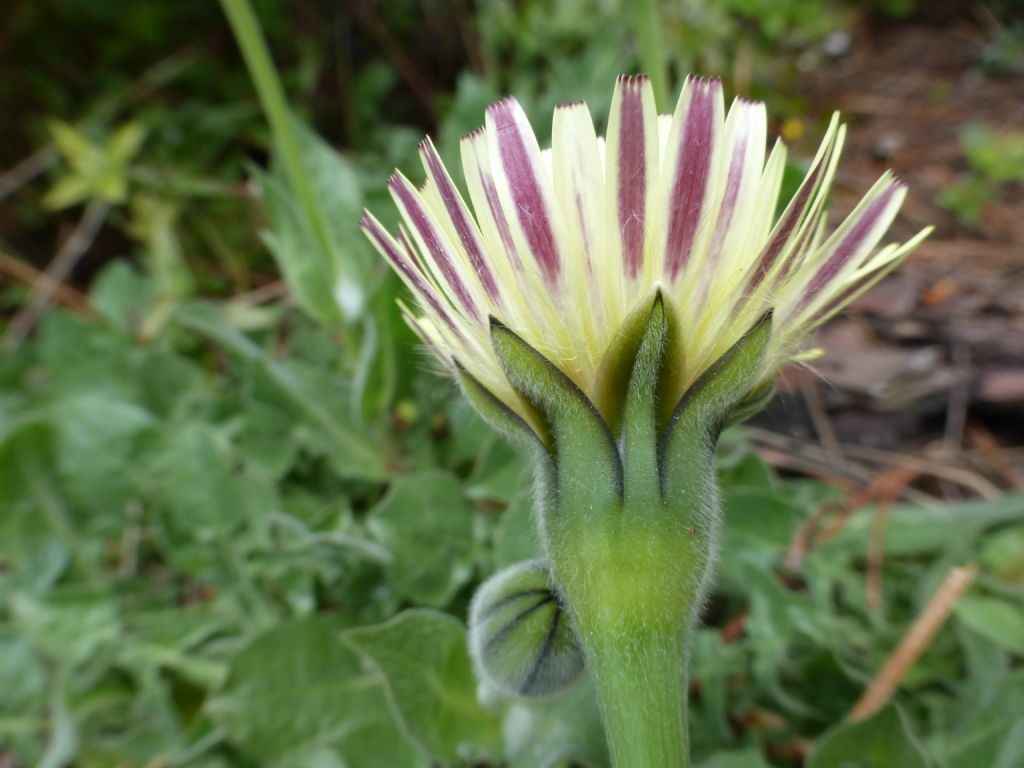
[[362, 75, 929, 427]]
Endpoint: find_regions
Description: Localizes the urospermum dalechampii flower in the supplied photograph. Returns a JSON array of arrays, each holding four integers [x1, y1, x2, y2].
[[362, 74, 929, 768], [362, 75, 928, 437]]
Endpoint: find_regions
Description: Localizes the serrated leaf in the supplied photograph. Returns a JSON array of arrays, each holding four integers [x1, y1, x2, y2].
[[342, 609, 501, 763], [809, 705, 929, 768], [52, 393, 155, 516], [368, 470, 475, 607], [10, 587, 121, 666], [207, 617, 420, 766], [955, 595, 1024, 655]]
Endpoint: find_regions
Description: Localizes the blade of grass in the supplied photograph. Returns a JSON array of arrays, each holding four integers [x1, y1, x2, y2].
[[219, 0, 342, 312], [631, 0, 669, 111]]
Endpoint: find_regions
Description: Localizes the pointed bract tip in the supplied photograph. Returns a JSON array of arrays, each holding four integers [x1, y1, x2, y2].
[[650, 288, 665, 313], [751, 308, 774, 334], [555, 99, 586, 110]]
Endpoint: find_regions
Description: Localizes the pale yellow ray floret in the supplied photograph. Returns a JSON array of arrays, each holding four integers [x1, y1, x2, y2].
[[361, 75, 932, 425]]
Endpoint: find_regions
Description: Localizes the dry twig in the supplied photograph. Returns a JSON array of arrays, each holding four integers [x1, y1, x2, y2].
[[0, 250, 94, 315], [2, 199, 109, 352], [849, 564, 978, 722]]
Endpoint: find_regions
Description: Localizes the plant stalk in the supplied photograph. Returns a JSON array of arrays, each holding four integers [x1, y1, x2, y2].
[[585, 626, 690, 768], [218, 0, 339, 298]]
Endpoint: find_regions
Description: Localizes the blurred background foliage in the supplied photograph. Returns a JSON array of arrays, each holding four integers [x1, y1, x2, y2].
[[1, 1, 1023, 767]]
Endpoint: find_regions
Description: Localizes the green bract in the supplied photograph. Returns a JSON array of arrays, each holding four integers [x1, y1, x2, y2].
[[460, 293, 771, 767]]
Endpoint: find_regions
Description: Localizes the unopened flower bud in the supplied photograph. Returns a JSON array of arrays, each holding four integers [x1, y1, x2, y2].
[[469, 560, 584, 697]]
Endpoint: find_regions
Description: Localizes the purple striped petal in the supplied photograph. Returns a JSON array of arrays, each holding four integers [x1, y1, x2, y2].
[[796, 182, 904, 312], [608, 75, 657, 279], [746, 120, 842, 291], [551, 100, 602, 280], [486, 97, 562, 285], [461, 128, 522, 272], [663, 77, 722, 280], [705, 99, 765, 268], [419, 138, 502, 304], [748, 163, 823, 291], [388, 173, 481, 322], [803, 261, 893, 328], [360, 211, 464, 339]]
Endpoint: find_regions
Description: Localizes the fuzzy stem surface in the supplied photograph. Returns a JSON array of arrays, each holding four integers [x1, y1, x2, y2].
[[584, 616, 691, 768]]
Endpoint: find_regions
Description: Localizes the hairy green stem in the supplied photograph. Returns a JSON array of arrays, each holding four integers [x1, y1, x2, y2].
[[553, 518, 704, 768], [586, 628, 690, 768]]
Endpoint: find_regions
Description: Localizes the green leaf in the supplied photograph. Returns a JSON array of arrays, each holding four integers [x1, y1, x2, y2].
[[809, 705, 929, 768], [720, 489, 801, 572], [825, 493, 1024, 558], [0, 638, 47, 718], [208, 617, 420, 766], [174, 303, 388, 480], [48, 120, 102, 170], [254, 120, 373, 324], [979, 523, 1024, 586], [44, 120, 144, 209], [10, 587, 121, 666], [89, 261, 157, 334], [108, 122, 146, 163], [42, 175, 95, 210], [342, 609, 501, 763], [151, 421, 275, 541], [955, 595, 1024, 655], [52, 392, 155, 516], [0, 423, 70, 592], [127, 195, 194, 303], [368, 470, 475, 607], [255, 165, 340, 326], [932, 669, 1024, 768]]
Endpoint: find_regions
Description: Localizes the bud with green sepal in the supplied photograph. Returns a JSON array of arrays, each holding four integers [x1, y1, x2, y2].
[[469, 560, 584, 698]]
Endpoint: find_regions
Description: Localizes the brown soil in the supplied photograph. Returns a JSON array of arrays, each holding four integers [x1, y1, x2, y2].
[[757, 17, 1024, 499]]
